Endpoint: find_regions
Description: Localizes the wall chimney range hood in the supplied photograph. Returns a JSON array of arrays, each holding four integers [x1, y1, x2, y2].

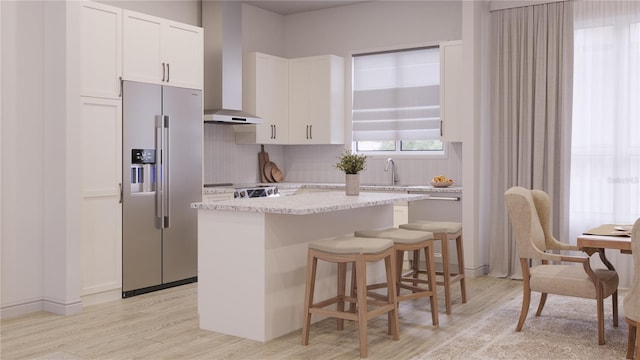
[[202, 1, 261, 124]]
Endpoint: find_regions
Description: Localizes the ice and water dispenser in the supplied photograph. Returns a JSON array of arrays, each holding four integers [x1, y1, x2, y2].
[[130, 149, 156, 193]]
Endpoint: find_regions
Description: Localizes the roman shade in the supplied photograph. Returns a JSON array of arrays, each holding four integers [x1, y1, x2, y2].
[[352, 47, 440, 141]]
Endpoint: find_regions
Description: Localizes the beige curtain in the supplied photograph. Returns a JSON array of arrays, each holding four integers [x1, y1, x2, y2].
[[488, 1, 574, 279]]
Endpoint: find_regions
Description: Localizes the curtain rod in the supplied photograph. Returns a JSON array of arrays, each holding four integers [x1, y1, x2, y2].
[[489, 0, 566, 12]]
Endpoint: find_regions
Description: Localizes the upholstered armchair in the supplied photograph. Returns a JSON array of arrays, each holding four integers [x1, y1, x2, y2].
[[624, 218, 640, 359], [504, 186, 619, 345]]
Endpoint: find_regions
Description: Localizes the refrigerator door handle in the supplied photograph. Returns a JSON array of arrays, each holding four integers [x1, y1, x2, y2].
[[163, 115, 170, 228], [155, 116, 164, 228]]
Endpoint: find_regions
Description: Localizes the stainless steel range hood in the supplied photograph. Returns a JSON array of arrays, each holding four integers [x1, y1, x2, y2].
[[202, 1, 261, 124]]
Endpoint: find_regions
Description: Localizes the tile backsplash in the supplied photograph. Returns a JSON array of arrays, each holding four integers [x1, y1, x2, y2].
[[204, 123, 462, 186]]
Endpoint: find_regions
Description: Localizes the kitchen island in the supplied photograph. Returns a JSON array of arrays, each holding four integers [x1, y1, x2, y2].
[[191, 191, 429, 342]]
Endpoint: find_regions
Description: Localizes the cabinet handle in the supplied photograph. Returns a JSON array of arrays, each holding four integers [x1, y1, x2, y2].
[[162, 63, 166, 82], [118, 183, 123, 204], [273, 124, 276, 139], [118, 76, 123, 98], [440, 120, 443, 137], [309, 125, 312, 139], [426, 196, 460, 201], [306, 125, 309, 139], [167, 63, 170, 82]]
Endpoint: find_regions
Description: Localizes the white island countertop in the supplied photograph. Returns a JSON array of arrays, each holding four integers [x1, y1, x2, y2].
[[191, 191, 429, 215]]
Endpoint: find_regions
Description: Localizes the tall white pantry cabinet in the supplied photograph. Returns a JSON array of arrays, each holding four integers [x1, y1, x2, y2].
[[76, 1, 203, 299]]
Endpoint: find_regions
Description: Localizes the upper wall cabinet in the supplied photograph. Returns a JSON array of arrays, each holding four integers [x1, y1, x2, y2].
[[241, 53, 344, 145], [243, 52, 290, 144], [289, 55, 345, 145], [123, 10, 203, 90], [80, 1, 122, 99], [440, 40, 463, 142]]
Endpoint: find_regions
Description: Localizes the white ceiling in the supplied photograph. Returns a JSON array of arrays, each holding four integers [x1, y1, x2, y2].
[[242, 1, 369, 15]]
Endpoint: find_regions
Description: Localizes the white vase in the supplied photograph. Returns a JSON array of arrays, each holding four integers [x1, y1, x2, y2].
[[345, 174, 360, 196]]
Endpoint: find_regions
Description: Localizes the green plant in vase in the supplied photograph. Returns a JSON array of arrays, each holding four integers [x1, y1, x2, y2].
[[336, 150, 367, 195], [335, 150, 368, 174]]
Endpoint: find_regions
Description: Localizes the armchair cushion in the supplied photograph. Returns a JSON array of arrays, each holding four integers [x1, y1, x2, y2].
[[530, 265, 619, 299]]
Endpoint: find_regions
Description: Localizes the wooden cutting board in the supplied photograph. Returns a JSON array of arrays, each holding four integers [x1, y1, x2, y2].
[[263, 161, 276, 182], [258, 145, 269, 183], [271, 165, 284, 182]]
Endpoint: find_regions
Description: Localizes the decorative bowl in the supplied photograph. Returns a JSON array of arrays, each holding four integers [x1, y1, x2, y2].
[[431, 180, 454, 188]]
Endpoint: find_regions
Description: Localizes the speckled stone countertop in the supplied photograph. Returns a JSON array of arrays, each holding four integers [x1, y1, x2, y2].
[[203, 182, 462, 194], [192, 191, 430, 215]]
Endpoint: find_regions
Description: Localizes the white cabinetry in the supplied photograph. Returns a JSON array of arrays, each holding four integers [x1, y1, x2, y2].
[[439, 40, 463, 142], [289, 55, 344, 144], [76, 1, 124, 299], [123, 10, 203, 90], [79, 1, 122, 99], [243, 52, 289, 144], [80, 97, 122, 296]]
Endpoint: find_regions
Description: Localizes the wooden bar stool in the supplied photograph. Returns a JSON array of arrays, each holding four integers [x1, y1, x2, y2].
[[399, 221, 466, 314], [354, 228, 438, 326], [301, 235, 399, 358]]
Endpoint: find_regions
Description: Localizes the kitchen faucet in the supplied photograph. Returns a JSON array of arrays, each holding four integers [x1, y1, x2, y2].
[[384, 158, 399, 185]]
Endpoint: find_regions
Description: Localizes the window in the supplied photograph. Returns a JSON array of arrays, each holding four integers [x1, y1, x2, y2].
[[352, 47, 444, 154], [569, 0, 640, 265]]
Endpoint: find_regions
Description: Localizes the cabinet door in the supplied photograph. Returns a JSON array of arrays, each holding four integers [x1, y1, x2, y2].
[[80, 1, 122, 99], [123, 10, 163, 85], [440, 41, 463, 142], [162, 20, 203, 90], [289, 57, 314, 144], [255, 53, 289, 144], [80, 97, 122, 295], [289, 55, 344, 144]]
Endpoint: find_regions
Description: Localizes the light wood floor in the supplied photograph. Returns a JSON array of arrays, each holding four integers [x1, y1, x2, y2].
[[1, 276, 522, 360]]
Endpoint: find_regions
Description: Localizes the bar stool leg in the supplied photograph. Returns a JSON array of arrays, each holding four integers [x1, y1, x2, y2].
[[440, 232, 453, 314], [456, 233, 467, 304], [385, 252, 400, 340], [356, 255, 368, 358], [337, 262, 346, 330], [423, 243, 439, 326], [301, 251, 317, 345], [395, 251, 404, 296]]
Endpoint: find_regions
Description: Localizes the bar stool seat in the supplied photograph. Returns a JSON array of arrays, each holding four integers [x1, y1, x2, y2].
[[354, 228, 439, 326], [301, 235, 399, 358], [399, 221, 466, 314]]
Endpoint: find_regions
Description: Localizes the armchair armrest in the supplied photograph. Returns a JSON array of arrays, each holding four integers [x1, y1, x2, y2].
[[559, 255, 589, 263], [560, 255, 598, 284]]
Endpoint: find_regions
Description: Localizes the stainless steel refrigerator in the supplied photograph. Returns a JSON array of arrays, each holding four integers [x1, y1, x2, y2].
[[122, 81, 202, 297]]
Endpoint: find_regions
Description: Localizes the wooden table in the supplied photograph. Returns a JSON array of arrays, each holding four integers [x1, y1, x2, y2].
[[578, 234, 632, 255], [577, 226, 632, 271]]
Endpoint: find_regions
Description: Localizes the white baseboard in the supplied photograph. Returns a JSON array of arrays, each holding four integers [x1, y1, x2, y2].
[[43, 297, 83, 315], [81, 288, 121, 307], [1, 297, 83, 319], [1, 299, 44, 319]]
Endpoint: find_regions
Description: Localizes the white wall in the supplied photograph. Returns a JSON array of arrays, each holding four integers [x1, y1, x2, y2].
[[283, 0, 462, 59], [1, 0, 47, 316]]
